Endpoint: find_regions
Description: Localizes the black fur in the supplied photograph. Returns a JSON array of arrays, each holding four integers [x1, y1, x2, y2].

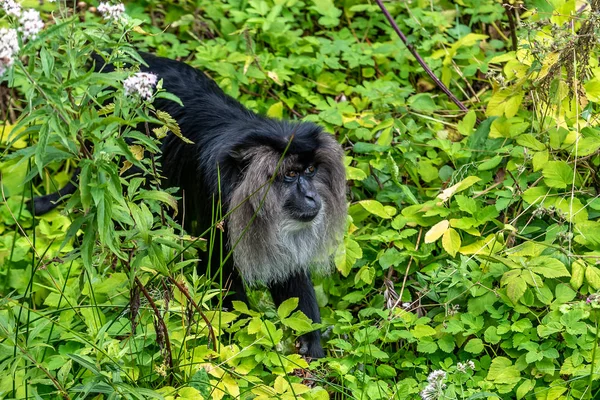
[[32, 53, 343, 359]]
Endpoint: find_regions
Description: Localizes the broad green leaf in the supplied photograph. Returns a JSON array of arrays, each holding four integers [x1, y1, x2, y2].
[[529, 257, 570, 278], [585, 265, 600, 290], [282, 311, 314, 333], [267, 101, 283, 119], [277, 297, 299, 319], [542, 161, 574, 189], [457, 110, 477, 136], [522, 186, 551, 206], [442, 228, 461, 257], [477, 155, 503, 171], [570, 260, 585, 289], [335, 238, 362, 277], [411, 324, 436, 338], [464, 338, 484, 354], [506, 274, 527, 304], [532, 150, 549, 172], [424, 220, 449, 243], [357, 200, 396, 219], [486, 357, 521, 384], [516, 134, 545, 150]]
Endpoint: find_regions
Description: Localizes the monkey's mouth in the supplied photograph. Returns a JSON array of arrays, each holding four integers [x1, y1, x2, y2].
[[293, 210, 320, 222]]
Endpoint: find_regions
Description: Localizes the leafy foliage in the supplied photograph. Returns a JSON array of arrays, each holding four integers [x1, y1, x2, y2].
[[2, 0, 600, 399]]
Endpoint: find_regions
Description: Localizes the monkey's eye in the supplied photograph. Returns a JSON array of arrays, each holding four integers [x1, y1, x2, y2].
[[304, 165, 316, 176], [284, 170, 298, 180]]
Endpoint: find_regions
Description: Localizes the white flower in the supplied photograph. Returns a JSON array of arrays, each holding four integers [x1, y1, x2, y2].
[[19, 9, 44, 40], [458, 360, 476, 373], [0, 0, 21, 16], [123, 72, 158, 100], [98, 2, 125, 22], [427, 369, 446, 384], [420, 384, 438, 400], [0, 28, 19, 76]]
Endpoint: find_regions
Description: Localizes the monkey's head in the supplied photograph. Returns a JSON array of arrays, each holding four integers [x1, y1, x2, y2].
[[226, 121, 347, 285]]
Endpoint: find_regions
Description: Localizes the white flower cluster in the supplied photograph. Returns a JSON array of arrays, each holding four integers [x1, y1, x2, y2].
[[19, 9, 44, 40], [98, 2, 125, 22], [123, 72, 158, 100], [0, 0, 21, 16], [420, 370, 447, 400], [457, 360, 475, 373], [0, 28, 18, 76]]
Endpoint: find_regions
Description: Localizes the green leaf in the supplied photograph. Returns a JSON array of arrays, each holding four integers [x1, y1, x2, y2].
[[464, 338, 484, 354], [585, 265, 600, 290], [506, 274, 527, 304], [457, 110, 477, 136], [542, 161, 574, 189], [529, 257, 570, 278], [282, 311, 314, 333], [532, 150, 549, 172], [411, 324, 437, 338], [277, 297, 299, 319], [442, 228, 461, 257], [376, 365, 397, 378], [570, 260, 585, 289], [516, 134, 546, 150], [477, 155, 503, 171], [438, 176, 481, 202], [424, 220, 449, 243], [484, 326, 501, 344], [267, 101, 283, 119], [407, 93, 437, 112], [486, 357, 521, 384], [357, 200, 396, 219]]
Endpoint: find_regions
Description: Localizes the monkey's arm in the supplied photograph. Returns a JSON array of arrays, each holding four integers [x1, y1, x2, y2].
[[268, 272, 325, 359]]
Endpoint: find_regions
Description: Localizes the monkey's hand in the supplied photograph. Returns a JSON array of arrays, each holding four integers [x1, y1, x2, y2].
[[297, 332, 325, 359]]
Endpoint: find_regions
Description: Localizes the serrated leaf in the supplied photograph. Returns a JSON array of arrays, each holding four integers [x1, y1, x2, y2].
[[542, 161, 574, 189], [282, 311, 314, 333], [570, 260, 585, 289], [486, 357, 521, 384], [506, 274, 527, 304], [425, 220, 450, 243], [532, 150, 549, 172], [411, 324, 436, 338], [516, 134, 546, 150], [585, 265, 600, 290], [529, 257, 570, 278], [464, 338, 484, 353], [155, 110, 193, 144]]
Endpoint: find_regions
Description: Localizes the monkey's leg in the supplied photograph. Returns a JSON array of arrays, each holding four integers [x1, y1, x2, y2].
[[269, 272, 324, 359]]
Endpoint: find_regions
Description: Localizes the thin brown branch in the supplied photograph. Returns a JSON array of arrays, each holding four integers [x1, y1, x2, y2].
[[167, 276, 218, 351], [374, 0, 470, 113]]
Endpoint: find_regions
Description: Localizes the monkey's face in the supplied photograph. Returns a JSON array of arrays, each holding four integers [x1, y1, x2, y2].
[[281, 164, 322, 222]]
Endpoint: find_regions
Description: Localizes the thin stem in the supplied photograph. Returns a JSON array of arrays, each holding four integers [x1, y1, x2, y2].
[[374, 0, 469, 112]]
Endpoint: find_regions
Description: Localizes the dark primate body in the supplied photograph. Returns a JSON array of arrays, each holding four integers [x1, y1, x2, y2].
[[33, 53, 347, 358]]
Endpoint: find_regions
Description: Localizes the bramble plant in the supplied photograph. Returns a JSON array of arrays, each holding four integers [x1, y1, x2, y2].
[[2, 0, 600, 399]]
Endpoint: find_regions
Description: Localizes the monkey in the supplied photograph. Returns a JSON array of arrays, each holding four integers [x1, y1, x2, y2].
[[32, 53, 347, 359]]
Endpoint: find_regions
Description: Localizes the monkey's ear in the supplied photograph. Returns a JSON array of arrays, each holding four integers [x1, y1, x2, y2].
[[226, 148, 252, 172]]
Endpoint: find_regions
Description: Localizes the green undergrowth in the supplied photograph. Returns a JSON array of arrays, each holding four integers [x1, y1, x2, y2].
[[1, 0, 600, 399]]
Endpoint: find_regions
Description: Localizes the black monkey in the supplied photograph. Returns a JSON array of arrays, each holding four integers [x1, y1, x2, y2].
[[32, 53, 347, 358]]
